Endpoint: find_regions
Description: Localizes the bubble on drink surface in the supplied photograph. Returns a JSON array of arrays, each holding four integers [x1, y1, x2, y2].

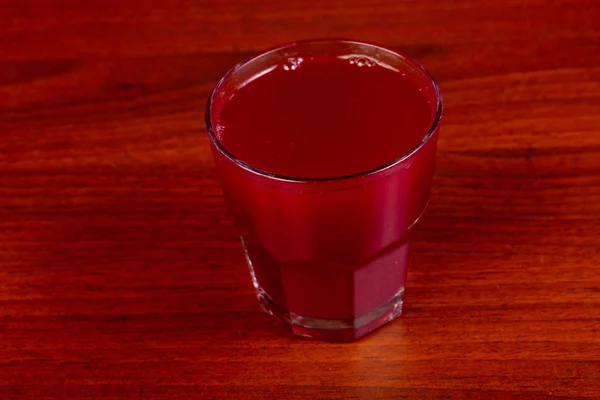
[[348, 57, 376, 67], [338, 54, 399, 72], [283, 57, 303, 71], [214, 123, 225, 140]]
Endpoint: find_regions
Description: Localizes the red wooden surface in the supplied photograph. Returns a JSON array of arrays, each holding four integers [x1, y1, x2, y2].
[[1, 1, 600, 398]]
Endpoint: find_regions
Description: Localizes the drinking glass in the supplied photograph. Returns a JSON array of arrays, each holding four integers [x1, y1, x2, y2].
[[205, 40, 442, 341]]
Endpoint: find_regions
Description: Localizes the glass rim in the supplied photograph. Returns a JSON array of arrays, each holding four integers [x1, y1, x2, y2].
[[204, 38, 443, 184]]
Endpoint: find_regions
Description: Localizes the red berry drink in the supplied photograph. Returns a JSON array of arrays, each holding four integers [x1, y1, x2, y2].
[[206, 40, 441, 340]]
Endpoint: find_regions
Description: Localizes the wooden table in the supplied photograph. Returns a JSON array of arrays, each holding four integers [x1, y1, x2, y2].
[[2, 1, 599, 398]]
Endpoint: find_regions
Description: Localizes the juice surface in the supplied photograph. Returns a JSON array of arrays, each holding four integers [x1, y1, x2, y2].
[[214, 54, 432, 179]]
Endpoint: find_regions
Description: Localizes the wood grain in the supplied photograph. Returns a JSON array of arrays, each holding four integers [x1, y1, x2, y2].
[[1, 0, 600, 398]]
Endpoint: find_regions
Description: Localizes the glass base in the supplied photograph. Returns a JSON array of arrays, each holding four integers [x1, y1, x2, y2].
[[256, 287, 404, 341]]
